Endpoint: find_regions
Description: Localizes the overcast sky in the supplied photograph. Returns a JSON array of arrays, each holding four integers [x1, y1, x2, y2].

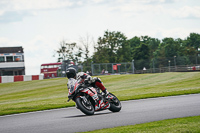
[[0, 0, 200, 75]]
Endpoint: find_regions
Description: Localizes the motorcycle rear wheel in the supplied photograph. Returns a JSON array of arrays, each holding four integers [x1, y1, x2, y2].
[[76, 97, 94, 115], [108, 93, 122, 112]]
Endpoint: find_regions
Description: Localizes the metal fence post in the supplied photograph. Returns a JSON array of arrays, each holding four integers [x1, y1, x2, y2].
[[196, 56, 198, 65], [112, 63, 114, 74], [132, 60, 135, 74], [174, 56, 176, 71], [153, 58, 155, 73], [168, 60, 171, 72], [99, 64, 101, 74]]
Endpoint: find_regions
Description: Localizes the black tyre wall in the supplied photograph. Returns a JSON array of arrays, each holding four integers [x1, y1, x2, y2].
[[76, 97, 94, 115], [108, 93, 122, 112]]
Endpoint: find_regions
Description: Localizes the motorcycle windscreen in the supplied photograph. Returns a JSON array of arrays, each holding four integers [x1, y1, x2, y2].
[[68, 78, 77, 95]]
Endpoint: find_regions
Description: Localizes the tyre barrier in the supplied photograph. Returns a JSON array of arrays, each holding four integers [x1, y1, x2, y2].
[[0, 75, 43, 83]]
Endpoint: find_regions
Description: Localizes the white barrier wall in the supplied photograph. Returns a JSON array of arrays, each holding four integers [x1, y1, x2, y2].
[[2, 76, 14, 83], [0, 75, 44, 83], [39, 75, 43, 80], [23, 75, 32, 81]]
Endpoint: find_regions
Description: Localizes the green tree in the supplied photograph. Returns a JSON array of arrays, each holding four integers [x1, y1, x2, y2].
[[132, 43, 150, 60], [183, 33, 200, 55], [128, 36, 160, 60], [155, 38, 181, 58], [127, 36, 141, 56], [93, 30, 127, 63], [128, 36, 141, 47], [185, 33, 200, 50], [93, 47, 110, 63], [117, 41, 132, 62], [132, 43, 150, 69], [147, 38, 160, 58], [55, 40, 81, 63]]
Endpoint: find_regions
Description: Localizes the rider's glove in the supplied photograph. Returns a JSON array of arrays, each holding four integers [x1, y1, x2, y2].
[[80, 74, 87, 79], [86, 75, 93, 84], [84, 79, 89, 84]]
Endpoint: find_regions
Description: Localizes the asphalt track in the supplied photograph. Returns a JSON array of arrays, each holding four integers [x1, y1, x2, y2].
[[0, 94, 200, 133]]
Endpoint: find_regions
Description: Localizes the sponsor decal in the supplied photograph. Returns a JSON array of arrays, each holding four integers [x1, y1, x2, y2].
[[92, 94, 98, 100]]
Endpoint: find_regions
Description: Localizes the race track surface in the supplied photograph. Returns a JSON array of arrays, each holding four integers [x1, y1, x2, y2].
[[0, 94, 200, 133]]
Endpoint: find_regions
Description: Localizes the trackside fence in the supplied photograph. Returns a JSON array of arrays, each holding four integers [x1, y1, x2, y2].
[[134, 55, 200, 74], [81, 55, 200, 75], [91, 62, 134, 76]]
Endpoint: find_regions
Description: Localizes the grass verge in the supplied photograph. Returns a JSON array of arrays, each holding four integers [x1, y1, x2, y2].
[[82, 115, 200, 133], [0, 72, 200, 115]]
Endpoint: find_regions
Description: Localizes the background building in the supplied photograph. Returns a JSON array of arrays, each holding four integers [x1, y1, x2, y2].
[[0, 46, 25, 76]]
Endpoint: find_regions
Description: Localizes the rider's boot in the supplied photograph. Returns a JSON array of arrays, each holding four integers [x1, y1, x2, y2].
[[95, 81, 114, 100], [103, 89, 114, 100]]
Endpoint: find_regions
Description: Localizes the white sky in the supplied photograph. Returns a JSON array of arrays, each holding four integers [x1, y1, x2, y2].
[[0, 0, 200, 75]]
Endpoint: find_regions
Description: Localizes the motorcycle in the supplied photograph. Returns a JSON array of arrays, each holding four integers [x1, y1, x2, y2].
[[67, 78, 122, 115]]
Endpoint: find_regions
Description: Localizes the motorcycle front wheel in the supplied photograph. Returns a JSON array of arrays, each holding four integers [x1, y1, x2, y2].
[[76, 97, 94, 115], [108, 93, 122, 112]]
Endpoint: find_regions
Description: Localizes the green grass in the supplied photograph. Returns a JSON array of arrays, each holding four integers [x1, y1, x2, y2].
[[0, 72, 200, 115], [82, 115, 200, 133]]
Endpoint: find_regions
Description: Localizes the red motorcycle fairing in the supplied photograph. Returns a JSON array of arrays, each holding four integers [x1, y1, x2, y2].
[[80, 87, 110, 111], [96, 99, 110, 111], [80, 87, 98, 101]]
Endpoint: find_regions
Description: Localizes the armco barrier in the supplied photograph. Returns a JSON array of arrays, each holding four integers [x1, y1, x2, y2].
[[0, 75, 44, 83]]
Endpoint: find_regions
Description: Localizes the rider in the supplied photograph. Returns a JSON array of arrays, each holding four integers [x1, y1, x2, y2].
[[66, 67, 111, 98]]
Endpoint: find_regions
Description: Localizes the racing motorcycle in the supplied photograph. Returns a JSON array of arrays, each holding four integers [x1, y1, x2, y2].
[[67, 78, 121, 115]]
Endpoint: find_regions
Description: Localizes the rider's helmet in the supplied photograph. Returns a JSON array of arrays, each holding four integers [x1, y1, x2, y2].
[[66, 67, 77, 79]]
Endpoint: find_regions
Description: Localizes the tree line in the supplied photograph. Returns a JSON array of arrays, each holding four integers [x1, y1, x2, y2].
[[55, 31, 200, 70]]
